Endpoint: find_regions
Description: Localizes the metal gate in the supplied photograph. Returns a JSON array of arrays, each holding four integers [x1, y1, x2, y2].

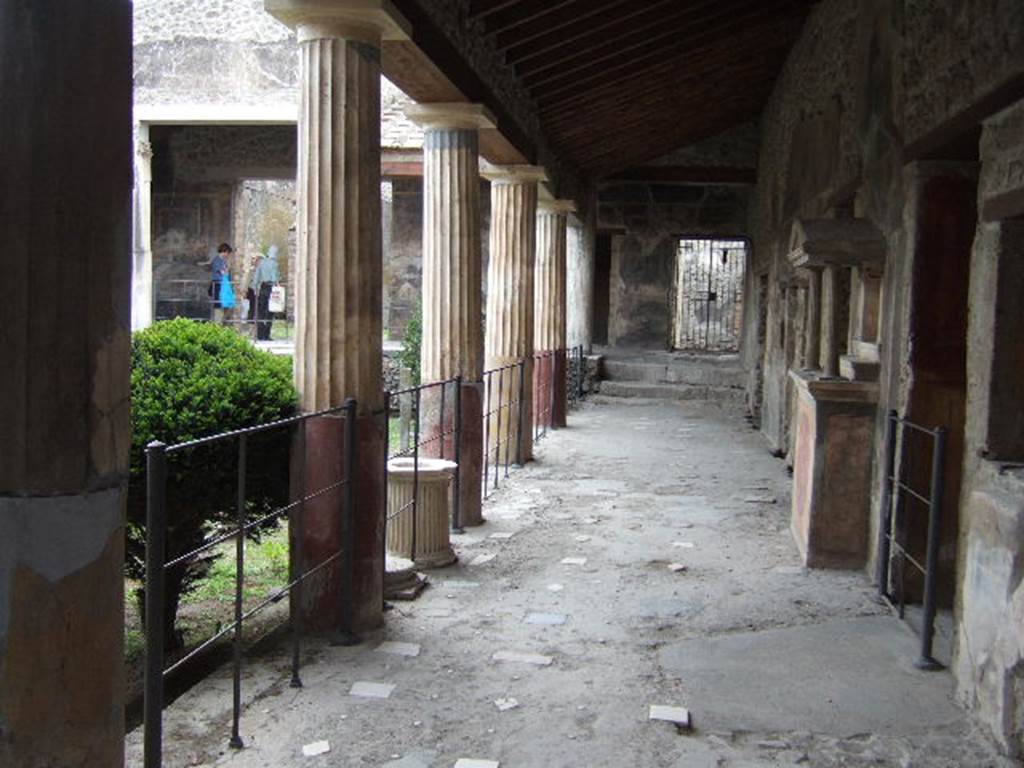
[[672, 238, 746, 352]]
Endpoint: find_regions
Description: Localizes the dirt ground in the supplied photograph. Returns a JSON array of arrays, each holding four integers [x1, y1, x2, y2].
[[126, 397, 1015, 768]]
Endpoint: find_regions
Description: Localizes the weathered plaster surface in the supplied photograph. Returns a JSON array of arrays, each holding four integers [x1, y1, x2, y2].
[[954, 103, 1024, 755]]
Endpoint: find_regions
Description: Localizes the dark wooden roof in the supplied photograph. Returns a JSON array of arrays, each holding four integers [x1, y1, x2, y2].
[[467, 0, 814, 178]]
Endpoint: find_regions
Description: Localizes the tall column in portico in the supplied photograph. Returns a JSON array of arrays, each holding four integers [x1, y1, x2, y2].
[[267, 0, 408, 635], [484, 166, 546, 463], [535, 199, 575, 428], [407, 103, 495, 527], [1, 2, 132, 765]]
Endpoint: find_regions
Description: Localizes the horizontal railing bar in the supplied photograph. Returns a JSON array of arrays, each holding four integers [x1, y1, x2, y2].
[[894, 417, 944, 436], [163, 547, 345, 677], [166, 404, 351, 453], [163, 478, 349, 569]]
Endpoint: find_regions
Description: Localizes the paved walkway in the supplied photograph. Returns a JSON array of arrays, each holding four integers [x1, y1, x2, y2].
[[127, 397, 1010, 768]]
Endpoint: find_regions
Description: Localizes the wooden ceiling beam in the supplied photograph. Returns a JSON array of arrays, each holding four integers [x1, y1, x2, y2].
[[601, 166, 757, 185], [541, 47, 785, 126], [537, 37, 792, 122], [515, 0, 766, 80], [559, 91, 767, 160], [575, 105, 764, 174], [482, 0, 578, 36], [501, 0, 692, 67], [493, 0, 637, 51], [528, 7, 805, 99], [467, 0, 519, 20]]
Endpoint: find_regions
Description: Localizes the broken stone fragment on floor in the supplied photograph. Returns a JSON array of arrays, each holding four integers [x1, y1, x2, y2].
[[525, 612, 567, 625], [492, 650, 553, 666], [547, 583, 564, 592], [349, 681, 395, 699], [649, 704, 692, 732], [560, 556, 587, 565], [668, 563, 688, 573], [454, 760, 500, 768], [489, 532, 514, 540], [470, 553, 497, 566], [302, 740, 330, 757], [672, 541, 695, 548], [376, 641, 421, 657], [494, 697, 519, 711], [573, 534, 592, 542]]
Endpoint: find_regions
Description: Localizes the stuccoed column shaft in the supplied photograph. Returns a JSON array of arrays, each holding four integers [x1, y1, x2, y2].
[[484, 165, 546, 463], [408, 103, 495, 527]]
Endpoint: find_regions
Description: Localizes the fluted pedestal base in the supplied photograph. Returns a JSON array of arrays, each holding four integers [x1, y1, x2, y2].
[[386, 458, 458, 568]]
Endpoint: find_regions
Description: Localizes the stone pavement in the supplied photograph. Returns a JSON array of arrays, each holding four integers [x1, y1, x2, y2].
[[126, 398, 1012, 768]]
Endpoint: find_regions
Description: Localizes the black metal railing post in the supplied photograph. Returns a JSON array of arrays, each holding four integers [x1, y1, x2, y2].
[[411, 387, 421, 562], [229, 434, 247, 750], [482, 371, 492, 498], [452, 375, 463, 533], [916, 425, 947, 670], [382, 392, 390, 610], [876, 409, 898, 599], [339, 397, 359, 646], [496, 367, 505, 485], [144, 441, 168, 768], [516, 360, 526, 466], [290, 418, 306, 689]]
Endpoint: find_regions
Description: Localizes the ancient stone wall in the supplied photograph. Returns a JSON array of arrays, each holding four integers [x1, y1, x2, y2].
[[747, 0, 1024, 752], [954, 101, 1024, 758], [134, 0, 296, 109], [597, 183, 750, 349]]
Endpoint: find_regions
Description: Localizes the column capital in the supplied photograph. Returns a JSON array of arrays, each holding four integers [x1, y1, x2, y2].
[[480, 162, 548, 186], [538, 198, 576, 216], [405, 102, 497, 132], [265, 0, 410, 45]]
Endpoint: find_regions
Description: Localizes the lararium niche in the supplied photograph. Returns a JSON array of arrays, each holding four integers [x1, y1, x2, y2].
[[786, 217, 886, 569]]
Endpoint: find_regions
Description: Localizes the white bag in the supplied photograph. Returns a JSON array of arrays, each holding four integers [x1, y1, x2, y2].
[[268, 285, 286, 313]]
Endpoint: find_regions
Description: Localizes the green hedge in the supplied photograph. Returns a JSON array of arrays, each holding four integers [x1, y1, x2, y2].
[[126, 319, 298, 648]]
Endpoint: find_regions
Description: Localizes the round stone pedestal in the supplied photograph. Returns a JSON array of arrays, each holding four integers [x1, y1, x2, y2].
[[386, 457, 458, 567]]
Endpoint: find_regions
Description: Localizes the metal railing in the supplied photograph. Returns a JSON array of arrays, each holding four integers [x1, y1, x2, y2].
[[875, 409, 948, 670], [533, 350, 556, 442], [383, 376, 464, 558], [143, 400, 357, 767], [567, 344, 585, 409], [482, 360, 527, 499]]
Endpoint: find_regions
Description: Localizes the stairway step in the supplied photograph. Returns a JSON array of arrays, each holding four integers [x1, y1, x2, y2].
[[599, 380, 745, 403], [603, 359, 746, 388]]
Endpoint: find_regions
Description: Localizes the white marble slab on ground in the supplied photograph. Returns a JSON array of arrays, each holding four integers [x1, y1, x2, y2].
[[301, 740, 330, 757], [560, 557, 587, 565], [492, 650, 553, 666], [649, 704, 691, 728], [454, 760, 500, 768], [349, 681, 395, 699], [376, 641, 420, 657]]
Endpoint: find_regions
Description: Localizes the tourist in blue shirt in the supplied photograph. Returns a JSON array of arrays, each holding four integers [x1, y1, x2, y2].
[[205, 242, 233, 324]]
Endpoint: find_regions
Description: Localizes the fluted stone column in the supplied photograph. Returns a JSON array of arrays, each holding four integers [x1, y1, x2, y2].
[[484, 165, 547, 463], [535, 199, 575, 428], [1, 2, 132, 765], [407, 103, 495, 527], [267, 0, 409, 636]]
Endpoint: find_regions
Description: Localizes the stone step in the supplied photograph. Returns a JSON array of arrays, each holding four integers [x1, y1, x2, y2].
[[599, 380, 746, 403], [603, 359, 746, 389]]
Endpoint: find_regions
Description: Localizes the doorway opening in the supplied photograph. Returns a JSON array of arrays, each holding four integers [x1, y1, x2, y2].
[[672, 237, 747, 352]]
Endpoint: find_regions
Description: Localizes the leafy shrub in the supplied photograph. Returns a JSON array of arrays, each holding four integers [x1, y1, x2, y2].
[[398, 300, 422, 386], [126, 318, 298, 649]]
